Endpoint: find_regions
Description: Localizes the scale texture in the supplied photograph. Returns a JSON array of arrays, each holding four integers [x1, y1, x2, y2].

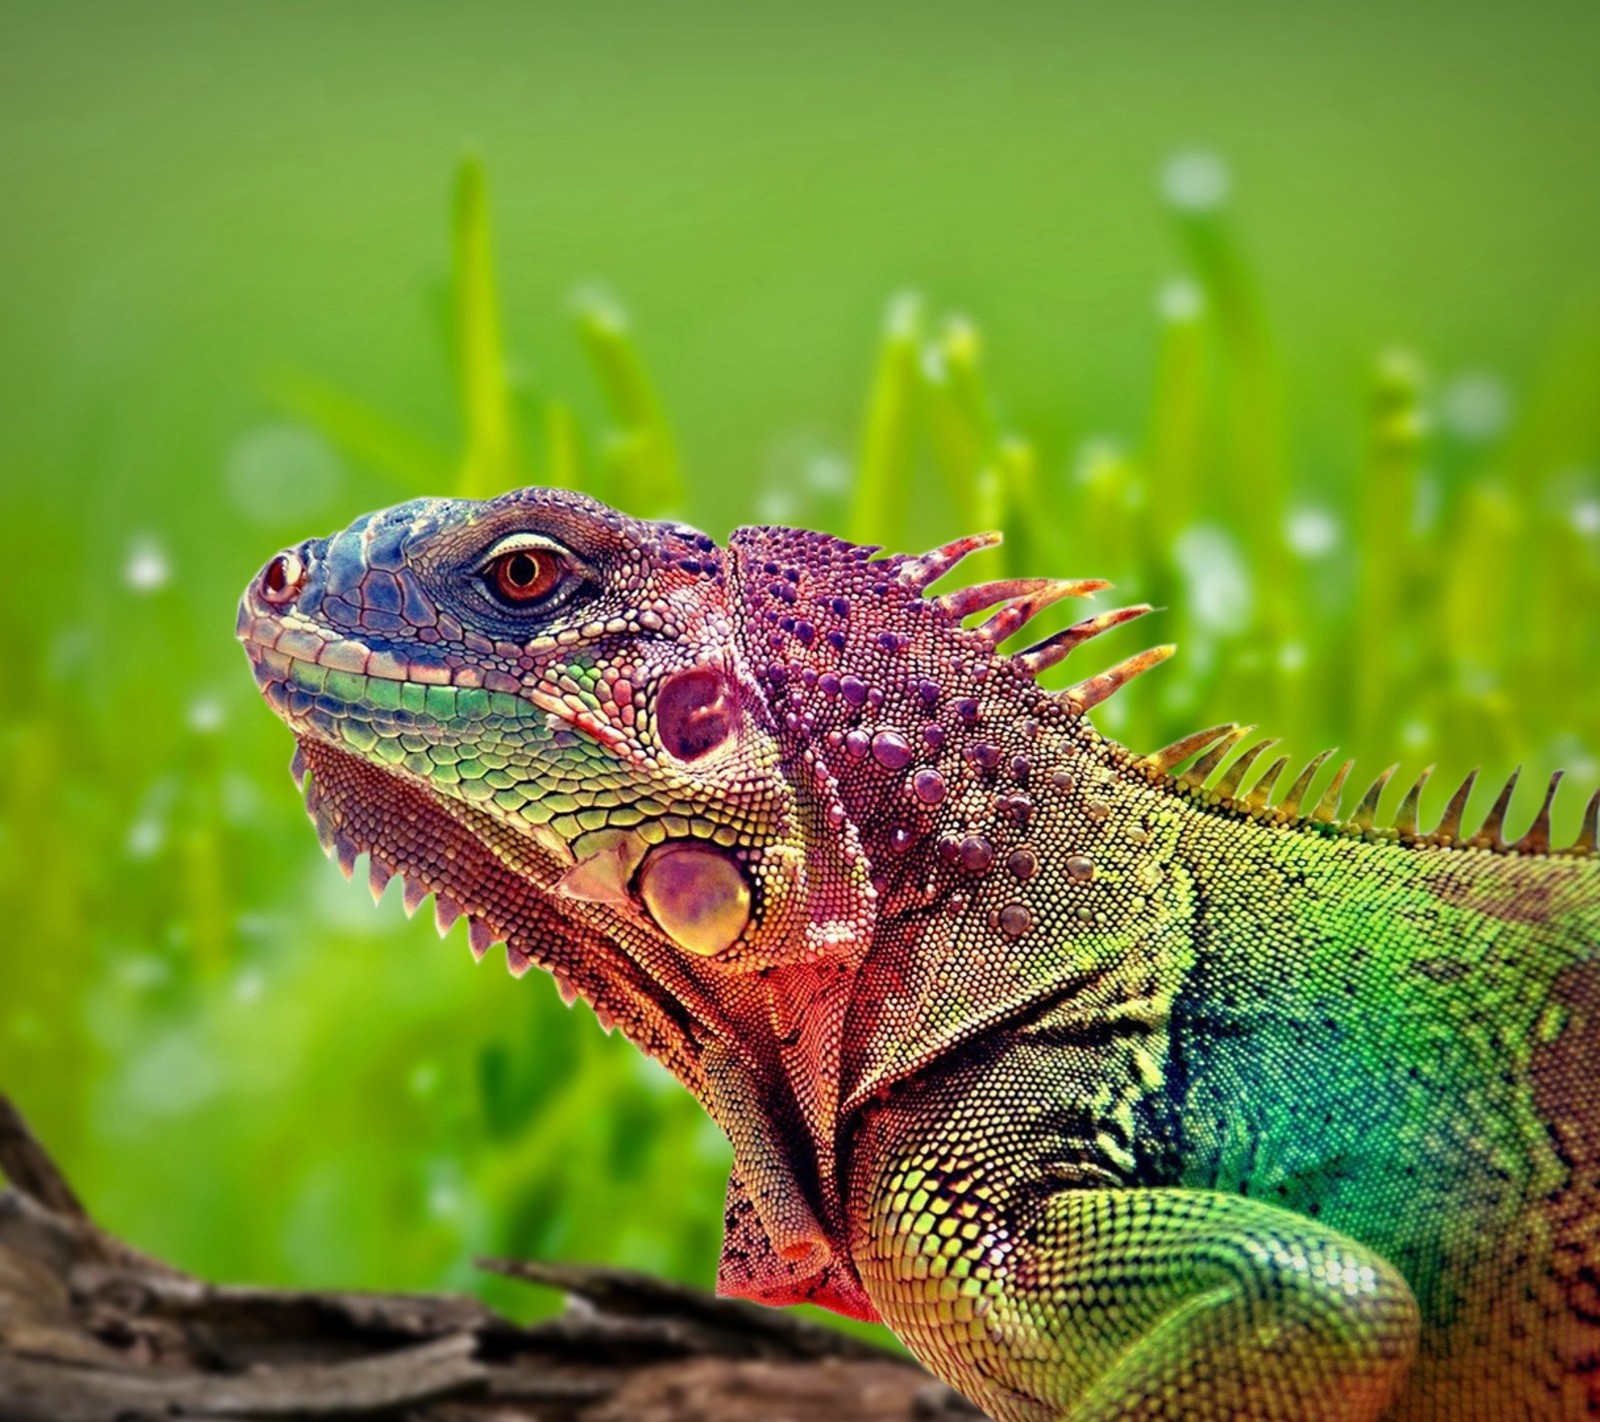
[[239, 487, 1600, 1420]]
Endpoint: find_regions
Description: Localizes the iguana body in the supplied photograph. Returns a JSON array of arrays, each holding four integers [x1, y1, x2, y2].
[[239, 488, 1600, 1419]]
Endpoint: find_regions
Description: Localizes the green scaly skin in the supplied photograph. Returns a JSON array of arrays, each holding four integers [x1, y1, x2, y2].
[[239, 488, 1600, 1420]]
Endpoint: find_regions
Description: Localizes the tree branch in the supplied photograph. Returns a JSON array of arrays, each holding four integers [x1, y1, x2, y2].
[[0, 1092, 982, 1421]]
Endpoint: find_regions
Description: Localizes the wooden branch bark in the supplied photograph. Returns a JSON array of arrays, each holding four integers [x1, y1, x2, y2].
[[0, 1092, 983, 1422]]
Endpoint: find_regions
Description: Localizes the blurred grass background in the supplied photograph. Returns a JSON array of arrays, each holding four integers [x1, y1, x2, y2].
[[2, 0, 1598, 1336]]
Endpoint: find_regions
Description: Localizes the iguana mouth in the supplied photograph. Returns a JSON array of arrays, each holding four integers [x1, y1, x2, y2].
[[246, 635, 759, 964], [238, 620, 549, 749]]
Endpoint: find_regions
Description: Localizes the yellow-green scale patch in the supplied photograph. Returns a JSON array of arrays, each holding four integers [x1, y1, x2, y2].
[[1172, 814, 1595, 1337]]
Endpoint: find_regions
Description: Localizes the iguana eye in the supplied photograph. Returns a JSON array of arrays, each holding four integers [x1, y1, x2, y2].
[[484, 546, 564, 605]]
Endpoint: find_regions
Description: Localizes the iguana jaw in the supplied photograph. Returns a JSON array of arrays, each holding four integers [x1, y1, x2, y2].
[[237, 591, 780, 1096]]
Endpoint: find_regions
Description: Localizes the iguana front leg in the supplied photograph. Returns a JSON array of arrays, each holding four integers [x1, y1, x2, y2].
[[848, 1053, 1420, 1421]]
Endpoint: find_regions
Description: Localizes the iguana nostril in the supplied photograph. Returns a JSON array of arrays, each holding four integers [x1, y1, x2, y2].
[[637, 841, 751, 957], [656, 664, 736, 761], [261, 551, 304, 605]]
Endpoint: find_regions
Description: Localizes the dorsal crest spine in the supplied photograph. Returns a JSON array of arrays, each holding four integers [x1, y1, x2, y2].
[[1141, 728, 1597, 858], [906, 531, 1172, 713]]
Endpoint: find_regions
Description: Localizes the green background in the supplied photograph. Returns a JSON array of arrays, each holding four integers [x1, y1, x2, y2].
[[2, 0, 1597, 1333]]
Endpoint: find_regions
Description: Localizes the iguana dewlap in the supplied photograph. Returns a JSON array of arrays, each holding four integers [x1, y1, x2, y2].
[[239, 487, 1600, 1420]]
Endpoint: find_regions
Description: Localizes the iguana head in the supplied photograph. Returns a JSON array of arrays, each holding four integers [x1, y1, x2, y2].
[[238, 487, 880, 980], [239, 484, 1168, 1049]]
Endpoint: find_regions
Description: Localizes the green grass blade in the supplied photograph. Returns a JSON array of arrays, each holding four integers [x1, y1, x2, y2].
[[1168, 177, 1279, 529], [572, 289, 683, 518], [1502, 309, 1600, 725], [848, 292, 923, 547], [997, 435, 1052, 578], [1437, 480, 1522, 769], [1138, 279, 1208, 734], [454, 156, 520, 499], [939, 316, 999, 454], [1165, 154, 1286, 725], [1146, 278, 1207, 551], [1073, 439, 1140, 586], [921, 315, 1001, 548]]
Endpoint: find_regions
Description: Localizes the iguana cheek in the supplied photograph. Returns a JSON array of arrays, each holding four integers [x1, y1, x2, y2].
[[637, 841, 752, 957]]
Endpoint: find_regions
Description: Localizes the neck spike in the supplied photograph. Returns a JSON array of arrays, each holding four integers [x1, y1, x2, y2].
[[936, 575, 1106, 623], [1312, 758, 1357, 823], [897, 531, 1001, 590], [1244, 754, 1290, 812], [1278, 749, 1337, 820], [1018, 604, 1153, 677], [973, 579, 1110, 648], [1214, 738, 1282, 799], [1139, 724, 1238, 778], [1059, 644, 1175, 714], [1393, 766, 1433, 838], [1513, 770, 1562, 855], [1469, 767, 1522, 851], [1433, 768, 1480, 842], [1181, 725, 1258, 790], [1350, 764, 1400, 832], [1138, 717, 1592, 858], [1574, 785, 1600, 855]]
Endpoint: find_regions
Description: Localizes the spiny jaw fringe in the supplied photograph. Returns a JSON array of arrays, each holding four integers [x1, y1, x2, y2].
[[298, 756, 540, 980]]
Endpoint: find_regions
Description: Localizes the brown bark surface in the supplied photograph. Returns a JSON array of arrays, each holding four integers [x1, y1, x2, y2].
[[0, 1094, 982, 1422]]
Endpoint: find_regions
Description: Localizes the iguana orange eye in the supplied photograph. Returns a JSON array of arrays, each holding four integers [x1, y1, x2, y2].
[[487, 548, 562, 604]]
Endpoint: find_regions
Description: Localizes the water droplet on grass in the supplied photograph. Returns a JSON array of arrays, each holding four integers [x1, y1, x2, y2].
[[1157, 278, 1203, 323], [1439, 372, 1510, 442], [1161, 149, 1231, 213], [1400, 718, 1432, 752], [125, 817, 165, 859], [1174, 524, 1253, 634], [124, 535, 170, 592], [1285, 507, 1340, 558], [226, 424, 342, 524], [188, 696, 225, 734]]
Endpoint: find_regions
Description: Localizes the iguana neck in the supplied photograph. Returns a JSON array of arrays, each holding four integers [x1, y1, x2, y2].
[[826, 689, 1198, 1110], [1172, 773, 1600, 987], [719, 523, 1200, 1115]]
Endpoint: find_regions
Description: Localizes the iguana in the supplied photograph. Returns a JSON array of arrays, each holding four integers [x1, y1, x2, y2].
[[238, 487, 1600, 1420]]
